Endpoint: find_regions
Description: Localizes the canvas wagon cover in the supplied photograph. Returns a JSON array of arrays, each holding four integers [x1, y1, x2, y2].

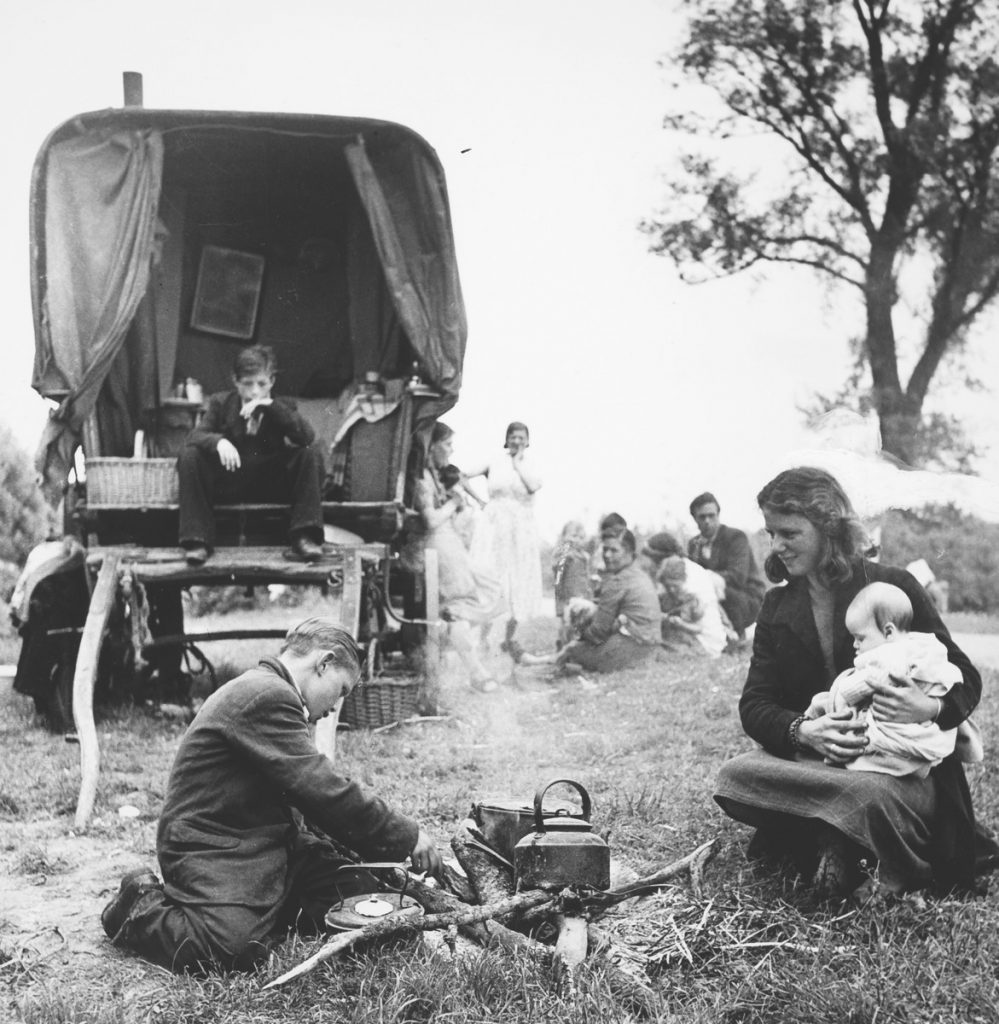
[[29, 108, 467, 501]]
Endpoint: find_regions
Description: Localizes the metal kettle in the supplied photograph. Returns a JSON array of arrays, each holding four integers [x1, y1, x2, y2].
[[513, 778, 610, 891]]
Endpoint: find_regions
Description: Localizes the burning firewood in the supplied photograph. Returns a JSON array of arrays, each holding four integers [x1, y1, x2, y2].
[[263, 835, 717, 1013], [451, 818, 515, 903], [263, 888, 553, 989]]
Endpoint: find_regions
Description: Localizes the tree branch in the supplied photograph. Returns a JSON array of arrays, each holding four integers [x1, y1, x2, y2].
[[743, 251, 866, 290]]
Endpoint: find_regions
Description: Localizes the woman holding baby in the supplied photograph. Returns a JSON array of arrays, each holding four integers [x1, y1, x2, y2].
[[715, 466, 997, 898], [411, 422, 503, 692]]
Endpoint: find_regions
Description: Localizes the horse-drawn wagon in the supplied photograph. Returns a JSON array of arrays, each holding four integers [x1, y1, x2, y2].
[[24, 73, 466, 826]]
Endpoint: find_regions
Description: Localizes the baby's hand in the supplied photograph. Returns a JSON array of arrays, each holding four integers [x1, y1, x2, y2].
[[805, 691, 832, 720]]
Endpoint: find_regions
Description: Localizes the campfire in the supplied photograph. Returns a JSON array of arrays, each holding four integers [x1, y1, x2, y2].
[[266, 778, 717, 1015]]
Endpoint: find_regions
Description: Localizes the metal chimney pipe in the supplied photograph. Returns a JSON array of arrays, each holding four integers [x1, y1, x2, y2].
[[122, 71, 144, 108]]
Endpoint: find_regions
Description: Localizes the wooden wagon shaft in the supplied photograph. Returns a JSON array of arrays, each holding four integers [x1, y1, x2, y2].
[[141, 629, 287, 648], [263, 888, 554, 989], [72, 552, 121, 829], [315, 548, 364, 762]]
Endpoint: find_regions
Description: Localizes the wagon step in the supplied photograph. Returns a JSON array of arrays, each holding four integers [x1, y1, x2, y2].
[[85, 543, 386, 585]]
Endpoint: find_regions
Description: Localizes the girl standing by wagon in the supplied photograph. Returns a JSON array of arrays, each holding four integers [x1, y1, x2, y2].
[[467, 422, 543, 655]]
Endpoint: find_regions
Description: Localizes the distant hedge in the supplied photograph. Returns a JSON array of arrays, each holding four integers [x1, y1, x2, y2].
[[0, 423, 52, 573], [879, 504, 999, 612]]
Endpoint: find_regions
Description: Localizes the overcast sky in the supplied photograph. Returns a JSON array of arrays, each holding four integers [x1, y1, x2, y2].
[[3, 0, 998, 539]]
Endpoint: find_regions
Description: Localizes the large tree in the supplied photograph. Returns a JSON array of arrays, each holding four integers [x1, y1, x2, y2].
[[644, 0, 999, 467]]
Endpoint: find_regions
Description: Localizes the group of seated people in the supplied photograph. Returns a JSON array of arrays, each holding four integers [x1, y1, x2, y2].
[[527, 491, 767, 674]]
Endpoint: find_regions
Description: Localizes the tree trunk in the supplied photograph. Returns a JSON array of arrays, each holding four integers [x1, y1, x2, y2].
[[865, 240, 922, 465], [877, 400, 922, 465]]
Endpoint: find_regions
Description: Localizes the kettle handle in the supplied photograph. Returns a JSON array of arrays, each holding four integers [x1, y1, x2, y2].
[[532, 778, 591, 830]]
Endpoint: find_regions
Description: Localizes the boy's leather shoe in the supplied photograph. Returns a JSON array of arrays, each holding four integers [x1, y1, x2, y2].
[[291, 536, 324, 562], [183, 544, 209, 567], [101, 868, 161, 939]]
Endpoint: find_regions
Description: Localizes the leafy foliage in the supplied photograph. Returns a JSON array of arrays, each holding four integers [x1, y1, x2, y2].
[[879, 502, 999, 610], [0, 422, 53, 568], [645, 1, 999, 466]]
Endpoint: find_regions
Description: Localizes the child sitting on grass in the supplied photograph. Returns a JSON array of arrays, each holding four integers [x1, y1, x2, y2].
[[552, 520, 592, 647], [656, 556, 727, 657], [805, 582, 983, 777]]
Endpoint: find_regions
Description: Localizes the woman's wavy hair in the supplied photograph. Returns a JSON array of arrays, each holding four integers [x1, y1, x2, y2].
[[756, 467, 867, 586]]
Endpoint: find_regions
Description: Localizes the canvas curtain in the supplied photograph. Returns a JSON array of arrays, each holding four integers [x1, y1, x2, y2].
[[34, 128, 164, 504], [344, 136, 466, 403]]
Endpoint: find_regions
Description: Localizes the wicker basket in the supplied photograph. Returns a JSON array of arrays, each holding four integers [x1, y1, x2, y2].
[[340, 675, 421, 729], [86, 457, 179, 508]]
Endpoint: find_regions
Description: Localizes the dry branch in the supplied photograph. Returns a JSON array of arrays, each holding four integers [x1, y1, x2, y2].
[[405, 877, 542, 953], [263, 888, 552, 989], [516, 837, 719, 927], [264, 835, 717, 1010]]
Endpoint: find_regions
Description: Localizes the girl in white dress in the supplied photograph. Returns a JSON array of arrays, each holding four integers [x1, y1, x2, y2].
[[467, 421, 543, 653]]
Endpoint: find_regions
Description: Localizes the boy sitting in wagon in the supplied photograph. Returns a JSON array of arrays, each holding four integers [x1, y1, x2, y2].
[[177, 345, 325, 565]]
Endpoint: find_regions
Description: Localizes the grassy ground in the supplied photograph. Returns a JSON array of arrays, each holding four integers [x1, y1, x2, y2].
[[2, 606, 999, 1022]]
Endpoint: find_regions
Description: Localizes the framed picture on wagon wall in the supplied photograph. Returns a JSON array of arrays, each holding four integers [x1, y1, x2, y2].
[[190, 245, 266, 340]]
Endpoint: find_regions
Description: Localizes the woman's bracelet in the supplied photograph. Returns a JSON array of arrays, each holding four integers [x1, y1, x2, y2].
[[932, 696, 944, 722], [788, 714, 807, 752]]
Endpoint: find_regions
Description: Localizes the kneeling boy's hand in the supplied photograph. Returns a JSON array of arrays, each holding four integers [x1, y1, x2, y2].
[[409, 829, 443, 879]]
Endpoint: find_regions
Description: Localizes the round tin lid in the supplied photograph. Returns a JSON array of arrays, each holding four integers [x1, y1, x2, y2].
[[324, 892, 423, 933]]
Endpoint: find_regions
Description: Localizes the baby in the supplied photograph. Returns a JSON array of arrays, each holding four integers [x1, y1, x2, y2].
[[806, 582, 982, 778], [440, 464, 480, 549]]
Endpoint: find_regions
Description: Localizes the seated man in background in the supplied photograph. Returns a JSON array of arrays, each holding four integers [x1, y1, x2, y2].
[[100, 618, 442, 974], [686, 491, 765, 641], [178, 345, 325, 564]]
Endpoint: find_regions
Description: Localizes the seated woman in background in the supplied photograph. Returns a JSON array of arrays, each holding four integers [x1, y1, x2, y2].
[[714, 466, 997, 898], [521, 528, 661, 674]]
